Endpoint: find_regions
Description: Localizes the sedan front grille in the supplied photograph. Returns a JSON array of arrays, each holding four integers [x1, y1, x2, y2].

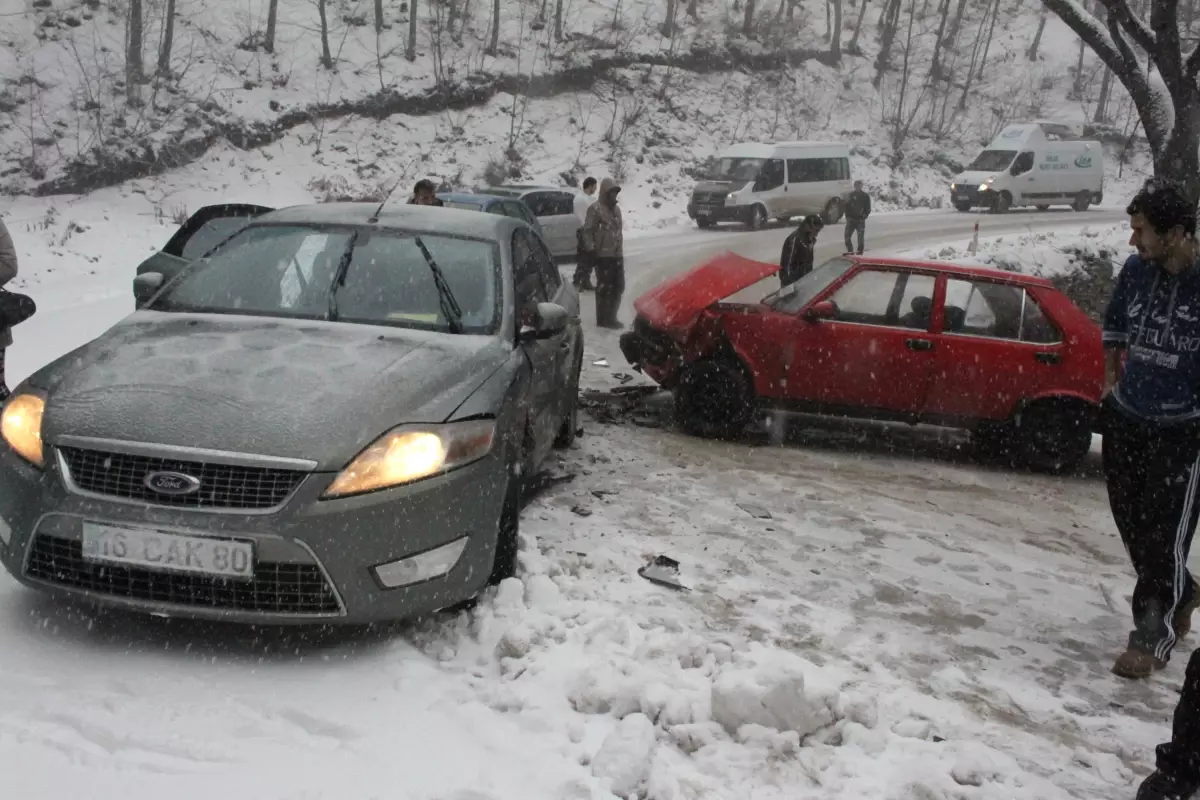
[[25, 534, 341, 615], [691, 191, 727, 207], [58, 446, 307, 511]]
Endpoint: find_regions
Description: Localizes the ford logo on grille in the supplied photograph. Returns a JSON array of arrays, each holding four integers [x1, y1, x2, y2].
[[143, 471, 202, 496]]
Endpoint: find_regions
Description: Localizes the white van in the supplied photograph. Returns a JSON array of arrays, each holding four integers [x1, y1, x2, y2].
[[950, 122, 1104, 213], [688, 141, 852, 230]]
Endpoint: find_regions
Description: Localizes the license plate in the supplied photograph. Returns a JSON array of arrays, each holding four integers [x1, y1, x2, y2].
[[81, 522, 255, 579], [695, 206, 713, 214]]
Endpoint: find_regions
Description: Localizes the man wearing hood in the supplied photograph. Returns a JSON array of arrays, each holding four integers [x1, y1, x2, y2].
[[581, 177, 625, 329], [779, 214, 824, 288]]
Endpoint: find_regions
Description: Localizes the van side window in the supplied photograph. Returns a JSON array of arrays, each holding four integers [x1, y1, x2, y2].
[[787, 158, 846, 183], [757, 159, 785, 190], [1012, 152, 1035, 175], [840, 157, 850, 180]]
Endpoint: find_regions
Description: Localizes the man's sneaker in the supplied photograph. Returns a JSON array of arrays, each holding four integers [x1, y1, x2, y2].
[[1112, 647, 1168, 679], [1136, 770, 1200, 799], [1174, 595, 1200, 638]]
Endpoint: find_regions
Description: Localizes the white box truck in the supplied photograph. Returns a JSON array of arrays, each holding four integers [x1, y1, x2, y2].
[[950, 122, 1104, 213], [688, 141, 852, 230]]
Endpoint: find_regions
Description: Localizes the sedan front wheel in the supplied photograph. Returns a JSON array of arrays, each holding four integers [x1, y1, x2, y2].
[[674, 359, 755, 440]]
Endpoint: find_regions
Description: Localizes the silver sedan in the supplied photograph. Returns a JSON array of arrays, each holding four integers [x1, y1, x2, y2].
[[0, 202, 583, 624]]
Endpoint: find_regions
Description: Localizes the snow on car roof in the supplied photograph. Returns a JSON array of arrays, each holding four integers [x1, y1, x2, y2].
[[256, 202, 518, 240]]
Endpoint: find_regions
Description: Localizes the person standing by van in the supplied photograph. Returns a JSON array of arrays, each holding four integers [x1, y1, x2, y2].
[[844, 180, 871, 255], [0, 217, 19, 399], [581, 178, 624, 329], [780, 214, 824, 288], [573, 177, 599, 291]]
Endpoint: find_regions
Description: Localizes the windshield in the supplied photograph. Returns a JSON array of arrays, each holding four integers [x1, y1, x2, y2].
[[151, 224, 501, 334], [764, 257, 856, 313], [711, 157, 766, 183], [966, 149, 1017, 172]]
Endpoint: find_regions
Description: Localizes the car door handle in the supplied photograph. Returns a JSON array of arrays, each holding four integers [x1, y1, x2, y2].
[[906, 338, 934, 351], [1035, 351, 1061, 364]]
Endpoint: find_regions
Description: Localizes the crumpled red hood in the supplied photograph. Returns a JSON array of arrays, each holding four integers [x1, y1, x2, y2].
[[633, 251, 779, 336]]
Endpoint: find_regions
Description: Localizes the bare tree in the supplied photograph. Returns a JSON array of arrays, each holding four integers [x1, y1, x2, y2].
[[1041, 0, 1200, 200], [847, 0, 870, 53], [664, 0, 679, 36], [974, 0, 1000, 81], [1095, 66, 1114, 122], [126, 0, 144, 105], [555, 0, 565, 39], [317, 0, 334, 68], [1027, 8, 1047, 60], [928, 0, 950, 79], [743, 0, 756, 35], [375, 0, 385, 33], [829, 0, 842, 61], [157, 0, 176, 76], [265, 0, 279, 53], [873, 0, 902, 88], [488, 0, 501, 54], [407, 0, 419, 61]]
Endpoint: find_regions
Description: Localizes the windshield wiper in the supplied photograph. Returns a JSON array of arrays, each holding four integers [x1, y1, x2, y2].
[[413, 235, 464, 334], [327, 231, 361, 321]]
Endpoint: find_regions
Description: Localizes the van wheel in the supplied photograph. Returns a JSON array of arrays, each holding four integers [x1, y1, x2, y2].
[[822, 198, 843, 224], [953, 202, 972, 213], [675, 360, 755, 440], [992, 192, 1012, 213], [1073, 191, 1091, 212], [745, 205, 767, 231], [1016, 401, 1093, 474], [1036, 204, 1050, 211], [696, 217, 715, 229]]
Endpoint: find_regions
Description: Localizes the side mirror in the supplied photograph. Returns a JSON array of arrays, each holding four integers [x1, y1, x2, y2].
[[133, 272, 165, 306], [803, 300, 837, 322], [519, 302, 569, 341]]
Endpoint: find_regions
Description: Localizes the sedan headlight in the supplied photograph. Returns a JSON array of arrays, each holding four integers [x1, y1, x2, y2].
[[978, 183, 991, 191], [1, 393, 45, 468], [323, 419, 497, 499]]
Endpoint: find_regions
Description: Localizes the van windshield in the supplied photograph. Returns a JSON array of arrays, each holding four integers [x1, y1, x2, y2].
[[712, 157, 766, 182], [966, 150, 1017, 171]]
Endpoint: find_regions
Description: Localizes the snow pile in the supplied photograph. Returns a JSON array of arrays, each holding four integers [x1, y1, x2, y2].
[[899, 222, 1134, 278]]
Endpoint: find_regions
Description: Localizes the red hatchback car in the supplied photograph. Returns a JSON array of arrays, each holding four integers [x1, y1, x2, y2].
[[619, 252, 1105, 472]]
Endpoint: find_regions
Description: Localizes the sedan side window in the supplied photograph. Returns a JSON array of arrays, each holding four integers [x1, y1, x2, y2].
[[530, 235, 562, 295], [826, 269, 932, 328], [943, 278, 1027, 339], [1020, 291, 1063, 344], [512, 229, 547, 327]]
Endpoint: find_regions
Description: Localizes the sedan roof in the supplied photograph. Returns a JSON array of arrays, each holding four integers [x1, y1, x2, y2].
[[254, 202, 521, 240], [848, 255, 1056, 288]]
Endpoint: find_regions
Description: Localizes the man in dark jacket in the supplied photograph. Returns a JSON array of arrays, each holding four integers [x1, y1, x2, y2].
[[409, 179, 444, 206], [844, 180, 871, 255], [779, 214, 824, 288], [581, 178, 625, 329], [1101, 180, 1200, 680]]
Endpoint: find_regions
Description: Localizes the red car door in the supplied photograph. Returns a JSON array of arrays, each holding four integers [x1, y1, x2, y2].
[[923, 275, 1068, 421], [788, 266, 940, 414]]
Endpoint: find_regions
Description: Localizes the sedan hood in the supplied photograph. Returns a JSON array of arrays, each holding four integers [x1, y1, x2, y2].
[[37, 313, 510, 470], [634, 251, 779, 337]]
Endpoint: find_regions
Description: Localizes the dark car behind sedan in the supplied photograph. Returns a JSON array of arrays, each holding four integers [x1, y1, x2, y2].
[[0, 203, 583, 625]]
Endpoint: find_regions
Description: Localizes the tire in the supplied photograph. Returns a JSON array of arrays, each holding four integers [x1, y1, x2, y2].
[[1036, 204, 1050, 211], [1015, 401, 1092, 474], [993, 192, 1012, 213], [554, 348, 582, 449], [696, 217, 715, 229], [954, 202, 972, 213], [822, 198, 843, 225], [674, 359, 755, 439], [486, 466, 522, 586], [1073, 191, 1091, 212], [745, 205, 767, 231]]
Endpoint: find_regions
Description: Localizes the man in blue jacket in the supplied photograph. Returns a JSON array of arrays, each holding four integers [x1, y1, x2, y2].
[[1102, 180, 1200, 683]]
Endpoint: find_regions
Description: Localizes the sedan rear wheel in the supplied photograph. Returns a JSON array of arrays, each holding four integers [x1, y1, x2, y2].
[[674, 359, 755, 440], [554, 349, 583, 449], [486, 467, 522, 586], [1016, 402, 1092, 474]]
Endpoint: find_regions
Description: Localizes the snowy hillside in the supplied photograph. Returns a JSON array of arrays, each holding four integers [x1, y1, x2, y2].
[[0, 0, 1154, 221]]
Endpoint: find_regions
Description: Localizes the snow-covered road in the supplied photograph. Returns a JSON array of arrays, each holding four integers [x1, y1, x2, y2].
[[0, 204, 1180, 800]]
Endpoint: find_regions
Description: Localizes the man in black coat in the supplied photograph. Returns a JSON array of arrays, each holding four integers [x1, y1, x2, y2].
[[844, 180, 871, 255], [1136, 648, 1200, 798], [780, 214, 824, 288]]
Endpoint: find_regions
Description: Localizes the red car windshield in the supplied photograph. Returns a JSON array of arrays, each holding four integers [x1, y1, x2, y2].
[[765, 257, 855, 313]]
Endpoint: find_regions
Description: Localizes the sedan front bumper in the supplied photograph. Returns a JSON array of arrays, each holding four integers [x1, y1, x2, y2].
[[0, 442, 510, 625]]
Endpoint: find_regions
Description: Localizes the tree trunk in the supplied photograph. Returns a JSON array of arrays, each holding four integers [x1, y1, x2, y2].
[[825, 0, 831, 39], [265, 0, 279, 53], [847, 0, 869, 52], [944, 0, 967, 45], [157, 0, 175, 76], [125, 0, 143, 105], [407, 0, 418, 60], [928, 0, 949, 81], [664, 0, 677, 37], [318, 0, 333, 68], [974, 0, 999, 82], [687, 0, 699, 19], [1027, 10, 1046, 61], [488, 0, 501, 53], [829, 0, 842, 61], [742, 0, 756, 35], [873, 0, 902, 88], [375, 0, 384, 33], [555, 0, 565, 39], [1094, 67, 1112, 123]]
